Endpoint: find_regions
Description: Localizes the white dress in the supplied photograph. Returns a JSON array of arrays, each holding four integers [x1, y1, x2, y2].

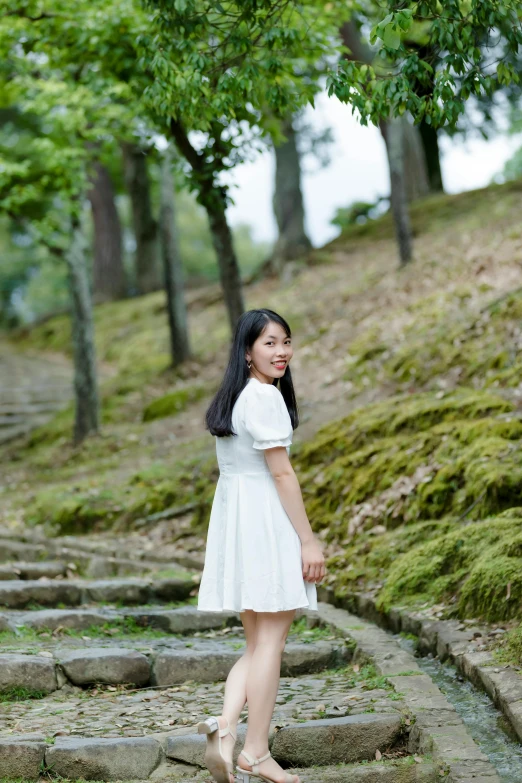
[[196, 377, 318, 615]]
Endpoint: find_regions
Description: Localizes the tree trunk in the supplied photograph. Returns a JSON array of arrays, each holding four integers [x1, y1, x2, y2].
[[271, 116, 311, 275], [387, 117, 413, 266], [87, 161, 126, 303], [419, 121, 444, 192], [160, 146, 191, 365], [402, 119, 431, 201], [169, 119, 244, 333], [203, 185, 245, 331], [122, 143, 161, 294], [66, 220, 100, 445], [340, 20, 415, 262]]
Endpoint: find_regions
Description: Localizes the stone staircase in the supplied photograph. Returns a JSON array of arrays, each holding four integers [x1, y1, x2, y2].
[[0, 345, 73, 445], [0, 531, 502, 782]]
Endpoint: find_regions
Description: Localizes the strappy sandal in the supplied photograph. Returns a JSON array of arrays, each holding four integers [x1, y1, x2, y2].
[[197, 715, 237, 783], [235, 749, 300, 783]]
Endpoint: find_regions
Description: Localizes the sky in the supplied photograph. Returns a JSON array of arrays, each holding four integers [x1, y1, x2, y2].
[[224, 91, 522, 248]]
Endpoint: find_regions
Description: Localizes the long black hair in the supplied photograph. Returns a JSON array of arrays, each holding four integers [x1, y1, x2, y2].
[[205, 308, 300, 437]]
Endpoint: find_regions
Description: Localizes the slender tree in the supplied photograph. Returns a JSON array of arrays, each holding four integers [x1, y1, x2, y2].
[[387, 117, 413, 264], [340, 19, 417, 263], [64, 219, 100, 444], [332, 3, 522, 264], [122, 142, 161, 295], [87, 160, 126, 303], [0, 25, 133, 443], [160, 145, 191, 366], [271, 115, 312, 275]]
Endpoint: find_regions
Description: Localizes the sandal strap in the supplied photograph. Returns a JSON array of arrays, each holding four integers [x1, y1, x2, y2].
[[217, 716, 237, 742], [218, 726, 237, 741], [239, 749, 256, 765], [239, 749, 271, 773]]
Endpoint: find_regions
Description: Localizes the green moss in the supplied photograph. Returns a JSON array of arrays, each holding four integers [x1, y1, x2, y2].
[[376, 510, 522, 621], [293, 387, 522, 622], [492, 623, 522, 667], [24, 485, 115, 534], [295, 390, 521, 539], [24, 450, 218, 536], [301, 388, 513, 465], [344, 284, 522, 398], [24, 404, 74, 447], [142, 384, 207, 422]]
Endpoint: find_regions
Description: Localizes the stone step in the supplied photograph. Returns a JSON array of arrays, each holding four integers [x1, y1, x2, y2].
[[0, 414, 54, 426], [0, 554, 194, 580], [37, 530, 202, 560], [0, 422, 43, 444], [0, 718, 436, 783], [287, 761, 437, 782], [0, 639, 351, 691], [0, 575, 197, 609], [0, 535, 204, 572], [0, 386, 72, 404], [0, 655, 398, 740], [1, 605, 239, 634], [0, 540, 50, 561], [0, 561, 68, 580], [0, 401, 68, 415], [167, 714, 403, 768]]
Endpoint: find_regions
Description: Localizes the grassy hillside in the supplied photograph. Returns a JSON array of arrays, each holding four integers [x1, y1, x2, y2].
[[2, 177, 522, 631]]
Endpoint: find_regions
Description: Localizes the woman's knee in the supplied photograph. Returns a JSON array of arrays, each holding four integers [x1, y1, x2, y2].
[[253, 611, 295, 653]]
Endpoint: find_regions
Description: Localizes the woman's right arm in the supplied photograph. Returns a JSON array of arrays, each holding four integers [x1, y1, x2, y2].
[[264, 447, 325, 584]]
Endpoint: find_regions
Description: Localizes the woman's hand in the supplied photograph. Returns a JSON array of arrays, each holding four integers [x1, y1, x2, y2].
[[301, 537, 326, 583]]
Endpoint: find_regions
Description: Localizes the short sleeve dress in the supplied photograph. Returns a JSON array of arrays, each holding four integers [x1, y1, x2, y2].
[[196, 377, 318, 616]]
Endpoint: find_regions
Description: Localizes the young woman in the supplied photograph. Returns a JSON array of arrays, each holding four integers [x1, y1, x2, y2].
[[196, 308, 326, 783]]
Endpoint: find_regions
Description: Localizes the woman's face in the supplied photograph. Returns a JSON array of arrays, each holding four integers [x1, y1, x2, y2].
[[246, 321, 293, 383]]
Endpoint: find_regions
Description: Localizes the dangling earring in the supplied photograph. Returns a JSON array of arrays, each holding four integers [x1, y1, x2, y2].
[[247, 360, 252, 369]]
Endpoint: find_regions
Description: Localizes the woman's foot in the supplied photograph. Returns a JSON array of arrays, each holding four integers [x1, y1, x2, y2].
[[237, 749, 299, 783], [216, 715, 236, 783]]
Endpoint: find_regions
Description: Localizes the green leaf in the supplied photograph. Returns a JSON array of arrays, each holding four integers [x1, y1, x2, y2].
[[382, 24, 401, 50]]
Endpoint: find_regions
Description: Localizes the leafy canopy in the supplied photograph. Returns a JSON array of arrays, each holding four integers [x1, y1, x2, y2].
[[327, 0, 522, 128]]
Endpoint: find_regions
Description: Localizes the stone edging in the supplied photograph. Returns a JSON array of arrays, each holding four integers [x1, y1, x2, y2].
[[318, 585, 522, 751], [315, 600, 501, 782]]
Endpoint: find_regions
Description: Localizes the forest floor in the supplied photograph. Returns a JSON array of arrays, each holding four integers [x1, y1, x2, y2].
[[1, 177, 522, 656]]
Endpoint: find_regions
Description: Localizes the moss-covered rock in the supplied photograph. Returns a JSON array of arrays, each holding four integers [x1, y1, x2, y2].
[[142, 384, 207, 422], [376, 508, 522, 621], [295, 389, 521, 540]]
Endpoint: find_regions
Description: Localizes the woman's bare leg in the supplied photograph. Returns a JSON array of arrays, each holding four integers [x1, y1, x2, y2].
[[216, 610, 258, 781], [238, 610, 298, 783]]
